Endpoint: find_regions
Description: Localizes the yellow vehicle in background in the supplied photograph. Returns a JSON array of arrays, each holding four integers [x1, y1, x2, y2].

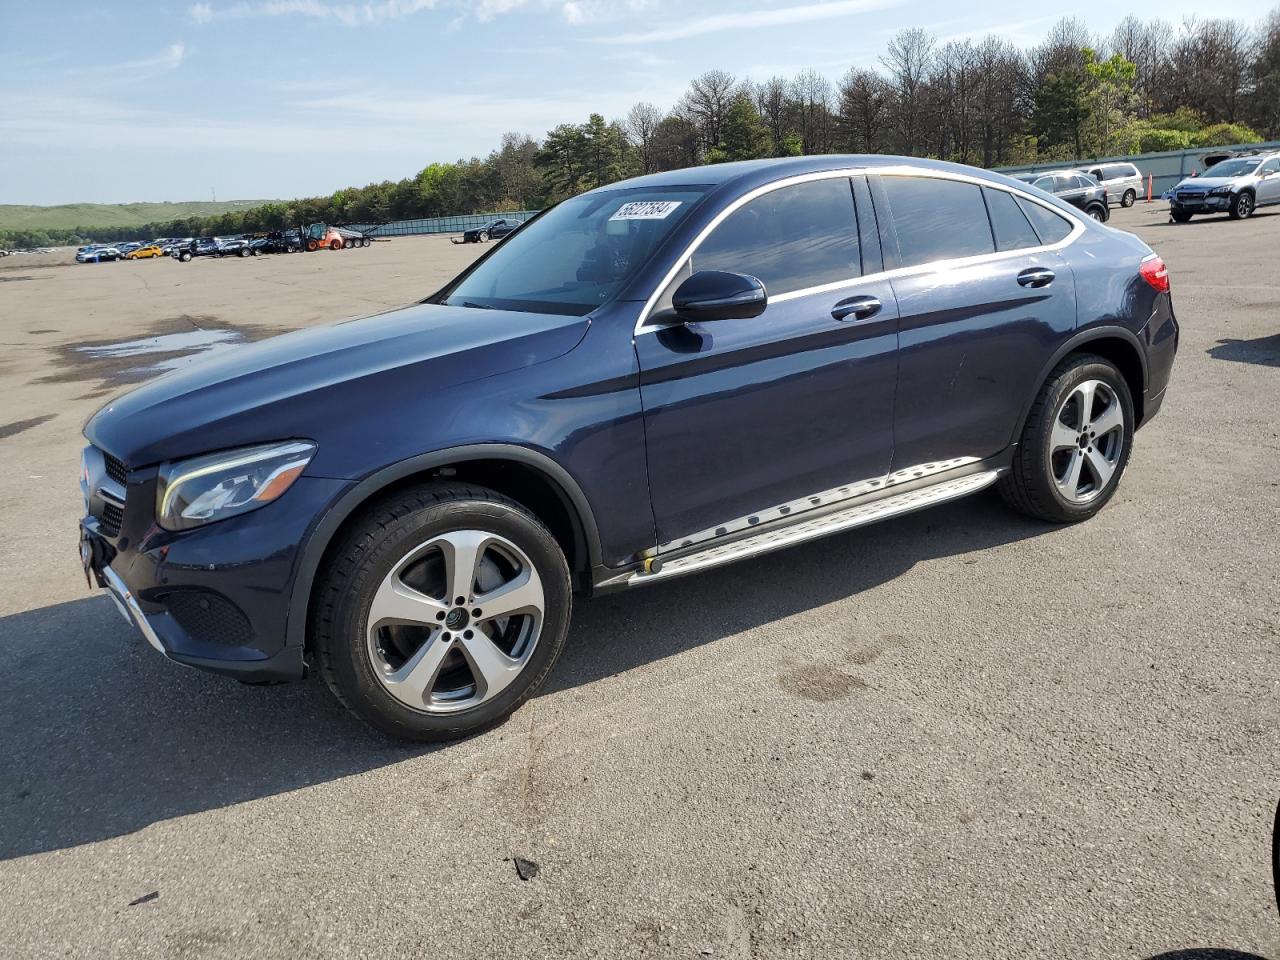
[[123, 244, 165, 260]]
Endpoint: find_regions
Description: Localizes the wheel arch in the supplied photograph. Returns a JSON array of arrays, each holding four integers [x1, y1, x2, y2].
[[1011, 326, 1149, 446], [286, 444, 602, 661]]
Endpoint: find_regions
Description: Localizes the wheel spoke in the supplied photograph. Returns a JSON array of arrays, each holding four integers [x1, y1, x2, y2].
[[384, 633, 452, 703], [1089, 400, 1123, 439], [475, 568, 544, 622], [457, 629, 522, 700], [439, 530, 489, 604], [1072, 381, 1096, 429], [369, 576, 448, 627], [1085, 446, 1116, 490], [1056, 449, 1085, 498], [1051, 418, 1079, 452]]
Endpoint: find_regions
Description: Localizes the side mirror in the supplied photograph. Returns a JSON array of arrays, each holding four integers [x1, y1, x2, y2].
[[668, 270, 767, 323]]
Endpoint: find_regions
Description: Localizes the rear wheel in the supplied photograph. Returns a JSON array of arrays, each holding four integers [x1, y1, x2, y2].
[[179, 250, 192, 262], [999, 354, 1134, 523], [330, 239, 342, 250], [313, 484, 571, 741], [1121, 189, 1136, 207], [1086, 204, 1106, 221], [343, 238, 353, 249], [1171, 209, 1193, 223], [1229, 192, 1254, 220], [239, 247, 250, 257]]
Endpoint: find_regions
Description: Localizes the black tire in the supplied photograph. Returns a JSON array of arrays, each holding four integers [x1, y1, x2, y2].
[[343, 238, 353, 249], [312, 484, 572, 741], [1086, 204, 1106, 222], [998, 354, 1135, 524], [1228, 191, 1254, 220], [1171, 209, 1193, 223], [1121, 189, 1136, 207], [478, 231, 490, 242], [179, 250, 192, 262], [239, 247, 250, 258], [362, 238, 371, 247]]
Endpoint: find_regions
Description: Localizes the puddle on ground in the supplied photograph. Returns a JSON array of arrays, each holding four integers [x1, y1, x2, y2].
[[38, 314, 287, 386], [75, 328, 245, 378]]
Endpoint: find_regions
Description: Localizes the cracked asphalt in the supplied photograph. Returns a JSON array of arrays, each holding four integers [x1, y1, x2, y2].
[[0, 209, 1276, 959]]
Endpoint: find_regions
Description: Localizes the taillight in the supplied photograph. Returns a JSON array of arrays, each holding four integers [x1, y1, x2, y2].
[[1139, 254, 1169, 293]]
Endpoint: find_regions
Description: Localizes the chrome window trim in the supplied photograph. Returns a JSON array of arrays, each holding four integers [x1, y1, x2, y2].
[[634, 163, 1085, 335]]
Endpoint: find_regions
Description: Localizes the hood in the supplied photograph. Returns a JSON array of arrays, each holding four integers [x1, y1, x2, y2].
[[86, 303, 589, 469], [1173, 176, 1241, 191]]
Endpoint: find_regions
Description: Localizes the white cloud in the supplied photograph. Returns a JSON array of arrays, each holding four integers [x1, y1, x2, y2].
[[188, 0, 442, 26], [64, 43, 187, 82], [596, 0, 901, 44]]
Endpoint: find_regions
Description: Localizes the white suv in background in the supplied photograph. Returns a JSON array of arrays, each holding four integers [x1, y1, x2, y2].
[[1078, 161, 1144, 207]]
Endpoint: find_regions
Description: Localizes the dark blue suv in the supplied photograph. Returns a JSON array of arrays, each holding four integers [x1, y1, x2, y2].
[[80, 156, 1178, 740]]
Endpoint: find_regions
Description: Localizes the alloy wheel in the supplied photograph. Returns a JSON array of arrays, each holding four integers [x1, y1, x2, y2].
[[1236, 194, 1253, 218], [365, 530, 545, 714], [1050, 379, 1126, 503]]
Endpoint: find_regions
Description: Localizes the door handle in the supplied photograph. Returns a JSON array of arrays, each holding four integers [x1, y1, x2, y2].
[[1017, 267, 1055, 288], [831, 295, 882, 322]]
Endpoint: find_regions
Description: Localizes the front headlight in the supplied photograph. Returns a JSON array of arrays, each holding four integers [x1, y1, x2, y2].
[[156, 440, 316, 531], [1208, 186, 1233, 195]]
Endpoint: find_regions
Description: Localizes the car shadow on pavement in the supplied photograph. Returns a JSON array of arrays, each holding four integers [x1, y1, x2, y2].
[[0, 492, 1047, 862], [1207, 333, 1280, 368], [1143, 951, 1272, 960], [548, 492, 1046, 695]]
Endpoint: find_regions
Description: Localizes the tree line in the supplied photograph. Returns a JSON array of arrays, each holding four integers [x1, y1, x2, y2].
[[6, 11, 1278, 250]]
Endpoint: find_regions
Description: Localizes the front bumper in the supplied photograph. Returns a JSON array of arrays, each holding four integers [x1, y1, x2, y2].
[[82, 472, 351, 682], [1170, 193, 1232, 214]]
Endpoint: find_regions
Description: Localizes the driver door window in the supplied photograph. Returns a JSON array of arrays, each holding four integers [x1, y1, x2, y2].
[[691, 178, 862, 295]]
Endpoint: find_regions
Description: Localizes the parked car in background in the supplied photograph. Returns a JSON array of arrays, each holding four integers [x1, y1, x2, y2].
[[1166, 152, 1280, 222], [1077, 161, 1144, 207], [124, 244, 165, 260], [456, 218, 521, 244], [76, 246, 121, 263], [118, 242, 143, 255], [171, 238, 217, 262], [250, 231, 302, 255], [79, 155, 1177, 741], [1013, 171, 1109, 221], [215, 238, 252, 258]]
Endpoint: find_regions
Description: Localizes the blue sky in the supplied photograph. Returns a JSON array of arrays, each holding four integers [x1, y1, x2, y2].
[[1, 0, 1275, 205]]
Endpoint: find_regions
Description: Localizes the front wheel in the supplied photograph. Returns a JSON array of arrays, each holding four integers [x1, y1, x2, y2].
[[1229, 192, 1254, 220], [313, 485, 572, 741], [179, 250, 192, 262], [1171, 209, 1193, 223], [478, 231, 490, 242], [999, 354, 1134, 523], [1121, 189, 1136, 207], [1087, 204, 1106, 222]]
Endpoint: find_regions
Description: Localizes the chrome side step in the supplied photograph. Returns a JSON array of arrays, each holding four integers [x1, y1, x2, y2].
[[623, 469, 1001, 586]]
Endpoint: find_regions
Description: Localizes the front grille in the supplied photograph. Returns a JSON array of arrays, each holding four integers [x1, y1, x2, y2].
[[165, 591, 254, 647], [1176, 191, 1201, 202], [99, 499, 124, 536], [104, 452, 128, 485]]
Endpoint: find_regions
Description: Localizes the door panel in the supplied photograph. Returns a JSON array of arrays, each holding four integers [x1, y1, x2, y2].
[[636, 281, 899, 548], [889, 251, 1076, 468]]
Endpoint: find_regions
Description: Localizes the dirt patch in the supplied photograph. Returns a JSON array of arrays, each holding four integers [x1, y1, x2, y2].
[[36, 314, 285, 387], [778, 664, 867, 703], [0, 415, 55, 440]]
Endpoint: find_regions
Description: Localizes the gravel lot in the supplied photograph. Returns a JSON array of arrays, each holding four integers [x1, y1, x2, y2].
[[0, 206, 1277, 960]]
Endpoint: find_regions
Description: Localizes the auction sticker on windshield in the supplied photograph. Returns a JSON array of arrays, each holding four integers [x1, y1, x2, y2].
[[610, 200, 683, 221]]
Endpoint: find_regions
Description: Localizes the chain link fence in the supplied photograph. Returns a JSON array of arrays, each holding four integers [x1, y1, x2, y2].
[[345, 211, 540, 238]]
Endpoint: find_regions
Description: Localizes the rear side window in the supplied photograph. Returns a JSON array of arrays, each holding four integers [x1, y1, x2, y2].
[[693, 178, 861, 295], [882, 176, 994, 268], [1015, 196, 1073, 244], [984, 188, 1041, 251]]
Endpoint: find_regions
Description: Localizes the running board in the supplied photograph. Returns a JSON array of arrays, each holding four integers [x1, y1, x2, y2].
[[624, 469, 1001, 586]]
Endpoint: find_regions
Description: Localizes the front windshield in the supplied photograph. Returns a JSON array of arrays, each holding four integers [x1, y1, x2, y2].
[[442, 185, 709, 316], [1201, 158, 1260, 178]]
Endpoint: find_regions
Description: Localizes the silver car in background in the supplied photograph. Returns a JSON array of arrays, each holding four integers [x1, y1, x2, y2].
[[1167, 152, 1280, 222], [1078, 161, 1145, 207]]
